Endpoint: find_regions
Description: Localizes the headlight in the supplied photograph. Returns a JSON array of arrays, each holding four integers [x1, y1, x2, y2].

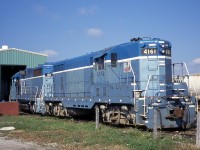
[[161, 50, 165, 54], [157, 99, 161, 103], [185, 98, 189, 102]]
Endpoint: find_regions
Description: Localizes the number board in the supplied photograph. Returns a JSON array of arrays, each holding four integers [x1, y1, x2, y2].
[[165, 49, 171, 56], [141, 48, 157, 55]]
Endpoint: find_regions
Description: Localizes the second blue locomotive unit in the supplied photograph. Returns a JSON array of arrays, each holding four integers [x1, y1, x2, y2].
[[10, 37, 196, 129]]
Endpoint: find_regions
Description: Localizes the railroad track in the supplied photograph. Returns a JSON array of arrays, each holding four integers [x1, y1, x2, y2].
[[159, 129, 196, 141]]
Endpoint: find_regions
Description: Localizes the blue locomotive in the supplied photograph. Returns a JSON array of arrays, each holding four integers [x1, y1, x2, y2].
[[10, 37, 196, 129]]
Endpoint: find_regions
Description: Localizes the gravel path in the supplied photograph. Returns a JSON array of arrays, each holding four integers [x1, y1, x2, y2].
[[0, 136, 58, 150]]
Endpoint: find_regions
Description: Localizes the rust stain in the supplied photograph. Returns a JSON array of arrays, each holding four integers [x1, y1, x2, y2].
[[173, 108, 184, 118]]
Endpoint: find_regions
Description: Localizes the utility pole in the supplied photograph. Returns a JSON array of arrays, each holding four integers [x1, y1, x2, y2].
[[196, 111, 200, 147], [153, 108, 158, 139], [95, 105, 99, 130]]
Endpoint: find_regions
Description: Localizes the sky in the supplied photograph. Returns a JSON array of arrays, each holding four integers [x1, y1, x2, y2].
[[0, 0, 200, 74]]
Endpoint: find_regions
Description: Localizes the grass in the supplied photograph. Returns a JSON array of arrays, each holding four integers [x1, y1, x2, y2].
[[0, 115, 198, 150]]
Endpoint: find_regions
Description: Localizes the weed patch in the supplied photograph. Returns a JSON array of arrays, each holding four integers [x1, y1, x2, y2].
[[0, 115, 197, 150]]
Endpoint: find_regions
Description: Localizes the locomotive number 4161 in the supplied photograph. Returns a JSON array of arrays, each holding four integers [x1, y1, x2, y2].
[[141, 48, 157, 55]]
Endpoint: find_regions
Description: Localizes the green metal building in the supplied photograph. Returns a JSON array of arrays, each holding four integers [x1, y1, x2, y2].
[[0, 45, 47, 101]]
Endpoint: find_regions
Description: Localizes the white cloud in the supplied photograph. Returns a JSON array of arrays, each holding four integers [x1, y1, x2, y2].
[[34, 5, 61, 21], [39, 50, 58, 57], [86, 28, 104, 38], [69, 29, 75, 35], [35, 5, 49, 16], [186, 58, 200, 74], [188, 63, 200, 74], [78, 6, 97, 15], [192, 57, 200, 64]]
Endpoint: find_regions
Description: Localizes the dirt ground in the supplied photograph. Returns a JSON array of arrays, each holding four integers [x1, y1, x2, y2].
[[0, 135, 58, 150]]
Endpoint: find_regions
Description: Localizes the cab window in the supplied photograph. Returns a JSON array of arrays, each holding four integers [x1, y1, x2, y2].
[[111, 53, 117, 67], [94, 55, 105, 70]]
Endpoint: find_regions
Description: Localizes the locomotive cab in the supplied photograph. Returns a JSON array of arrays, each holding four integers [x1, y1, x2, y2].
[[95, 37, 196, 129]]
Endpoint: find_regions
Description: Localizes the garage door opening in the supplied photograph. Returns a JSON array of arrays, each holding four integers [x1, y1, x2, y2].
[[0, 65, 26, 101]]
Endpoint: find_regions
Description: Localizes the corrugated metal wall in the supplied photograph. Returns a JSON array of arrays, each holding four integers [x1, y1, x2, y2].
[[0, 49, 47, 68], [0, 48, 47, 100]]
